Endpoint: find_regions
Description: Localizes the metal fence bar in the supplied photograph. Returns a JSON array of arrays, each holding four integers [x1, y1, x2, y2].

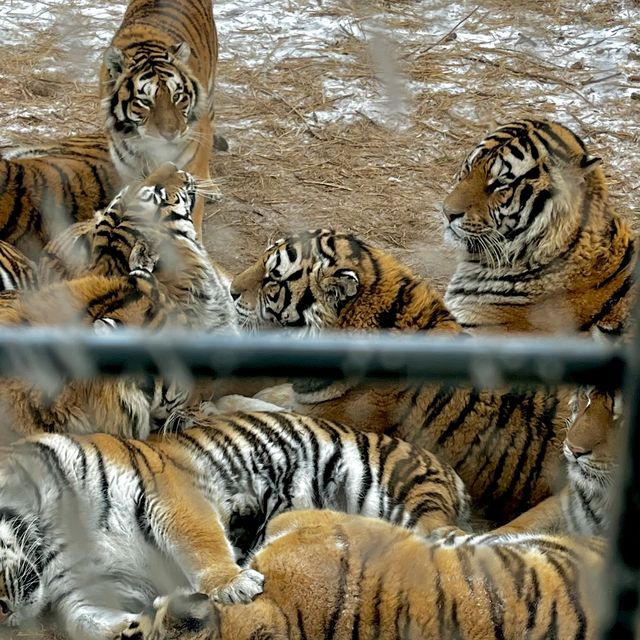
[[0, 326, 627, 386]]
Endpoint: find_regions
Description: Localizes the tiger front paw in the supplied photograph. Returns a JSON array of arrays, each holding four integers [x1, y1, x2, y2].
[[207, 568, 265, 605], [113, 614, 157, 640]]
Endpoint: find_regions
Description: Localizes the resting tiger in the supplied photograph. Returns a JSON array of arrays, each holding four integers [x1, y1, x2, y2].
[[0, 245, 190, 440], [442, 117, 636, 336], [0, 240, 37, 291], [100, 0, 221, 236], [496, 386, 618, 536], [38, 161, 235, 331], [227, 229, 573, 524], [0, 133, 120, 259], [153, 509, 606, 640], [0, 410, 469, 639]]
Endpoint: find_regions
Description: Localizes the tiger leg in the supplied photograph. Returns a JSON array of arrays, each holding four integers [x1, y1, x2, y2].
[[146, 473, 264, 605], [491, 491, 565, 534]]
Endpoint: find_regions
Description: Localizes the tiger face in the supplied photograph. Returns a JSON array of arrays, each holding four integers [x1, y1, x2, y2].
[[230, 230, 361, 331], [442, 118, 603, 266], [92, 161, 198, 276], [103, 43, 204, 150], [0, 510, 45, 627], [564, 386, 619, 490]]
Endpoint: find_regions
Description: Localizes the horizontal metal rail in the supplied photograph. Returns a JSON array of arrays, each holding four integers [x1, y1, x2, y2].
[[0, 326, 626, 386]]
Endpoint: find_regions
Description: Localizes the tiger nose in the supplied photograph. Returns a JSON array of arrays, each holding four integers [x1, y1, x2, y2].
[[442, 206, 465, 223], [567, 442, 591, 458], [230, 290, 241, 302], [0, 599, 12, 623]]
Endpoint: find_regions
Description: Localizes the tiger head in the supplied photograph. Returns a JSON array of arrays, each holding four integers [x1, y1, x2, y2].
[[230, 229, 364, 331], [230, 228, 457, 334], [564, 386, 620, 492], [91, 161, 200, 277], [102, 42, 204, 146], [442, 118, 606, 267], [0, 509, 45, 627]]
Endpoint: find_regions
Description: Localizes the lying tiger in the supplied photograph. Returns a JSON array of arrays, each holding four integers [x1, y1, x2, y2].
[[0, 133, 120, 259], [100, 0, 223, 236], [442, 117, 636, 337], [153, 509, 606, 640], [496, 385, 618, 536], [0, 410, 469, 639], [227, 229, 573, 524]]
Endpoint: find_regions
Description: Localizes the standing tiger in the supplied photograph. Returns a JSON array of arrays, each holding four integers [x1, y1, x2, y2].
[[153, 509, 607, 640], [0, 410, 469, 639], [0, 133, 120, 259], [496, 386, 619, 536], [100, 0, 221, 236], [227, 229, 574, 524], [442, 118, 636, 337]]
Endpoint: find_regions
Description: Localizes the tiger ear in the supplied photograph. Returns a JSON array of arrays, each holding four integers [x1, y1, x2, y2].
[[170, 41, 191, 64], [322, 268, 359, 304], [579, 154, 601, 175], [104, 46, 125, 80]]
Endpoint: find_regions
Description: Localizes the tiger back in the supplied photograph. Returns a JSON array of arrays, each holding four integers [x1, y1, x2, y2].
[[228, 229, 573, 524], [100, 0, 220, 236], [0, 134, 120, 259], [442, 117, 636, 337], [0, 240, 37, 291], [155, 509, 607, 640]]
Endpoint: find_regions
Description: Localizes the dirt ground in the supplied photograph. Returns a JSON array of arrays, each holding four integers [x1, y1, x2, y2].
[[1, 0, 638, 293], [0, 0, 639, 637]]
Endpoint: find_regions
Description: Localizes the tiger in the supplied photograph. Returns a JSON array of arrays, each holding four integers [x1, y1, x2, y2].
[[495, 385, 619, 536], [37, 161, 236, 332], [0, 133, 121, 259], [100, 0, 222, 237], [442, 117, 636, 337], [0, 240, 37, 291], [226, 228, 574, 525], [0, 409, 470, 639], [152, 509, 607, 640], [0, 243, 193, 441]]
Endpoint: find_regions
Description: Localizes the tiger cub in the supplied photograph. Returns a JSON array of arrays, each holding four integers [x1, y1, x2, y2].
[[38, 162, 236, 331], [100, 0, 221, 236], [496, 386, 618, 536], [153, 509, 606, 640], [227, 229, 573, 524], [0, 133, 120, 259], [442, 117, 636, 337], [0, 240, 37, 291], [0, 410, 469, 639], [0, 244, 191, 441]]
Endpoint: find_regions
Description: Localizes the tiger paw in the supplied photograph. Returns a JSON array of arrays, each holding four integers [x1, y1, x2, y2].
[[113, 614, 156, 640], [253, 383, 294, 409], [218, 394, 285, 413], [129, 240, 159, 274], [209, 568, 265, 605]]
